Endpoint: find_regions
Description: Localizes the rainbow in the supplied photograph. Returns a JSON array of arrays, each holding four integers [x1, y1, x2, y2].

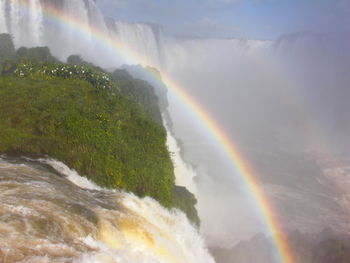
[[12, 1, 294, 262]]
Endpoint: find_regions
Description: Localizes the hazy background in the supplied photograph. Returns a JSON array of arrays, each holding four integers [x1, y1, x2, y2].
[[3, 0, 350, 259], [94, 0, 350, 254], [160, 34, 350, 246], [97, 0, 350, 39], [96, 0, 350, 247]]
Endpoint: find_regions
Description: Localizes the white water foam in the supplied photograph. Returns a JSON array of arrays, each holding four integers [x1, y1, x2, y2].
[[164, 119, 198, 196], [0, 0, 7, 33], [0, 158, 215, 263], [37, 158, 102, 191]]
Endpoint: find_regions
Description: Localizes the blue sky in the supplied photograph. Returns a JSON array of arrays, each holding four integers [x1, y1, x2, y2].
[[97, 0, 350, 39]]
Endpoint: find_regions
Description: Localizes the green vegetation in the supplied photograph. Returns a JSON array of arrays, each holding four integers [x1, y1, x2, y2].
[[16, 46, 58, 63], [13, 62, 117, 92], [110, 69, 163, 125], [67, 54, 95, 67], [0, 34, 199, 224], [0, 63, 174, 207], [0, 33, 59, 75], [173, 186, 200, 225]]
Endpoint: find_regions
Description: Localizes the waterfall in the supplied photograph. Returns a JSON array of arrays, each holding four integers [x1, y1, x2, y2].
[[1, 0, 267, 69], [6, 0, 43, 47], [2, 1, 349, 260], [28, 0, 43, 46], [164, 119, 198, 195], [0, 158, 214, 263], [57, 0, 93, 58], [0, 0, 7, 33], [9, 0, 21, 44], [0, 0, 273, 250], [109, 21, 162, 68], [1, 0, 162, 68]]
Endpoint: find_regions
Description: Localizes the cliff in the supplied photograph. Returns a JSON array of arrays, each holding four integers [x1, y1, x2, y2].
[[0, 33, 199, 224]]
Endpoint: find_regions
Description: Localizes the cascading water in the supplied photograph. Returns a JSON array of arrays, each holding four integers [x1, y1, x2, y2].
[[0, 157, 214, 263], [0, 0, 162, 68], [0, 0, 274, 251], [28, 0, 43, 46], [9, 0, 21, 43], [6, 0, 43, 47], [5, 0, 345, 259], [0, 1, 212, 261], [0, 0, 6, 33], [159, 33, 350, 251], [53, 0, 93, 60], [110, 21, 162, 68], [164, 120, 198, 196]]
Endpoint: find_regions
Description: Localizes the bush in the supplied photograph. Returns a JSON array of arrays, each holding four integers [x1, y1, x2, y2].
[[12, 62, 117, 92]]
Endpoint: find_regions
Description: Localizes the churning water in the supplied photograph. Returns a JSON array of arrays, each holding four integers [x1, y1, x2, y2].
[[0, 157, 214, 263]]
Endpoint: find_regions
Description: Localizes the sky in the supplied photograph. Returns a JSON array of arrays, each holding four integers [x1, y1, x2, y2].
[[97, 0, 350, 40]]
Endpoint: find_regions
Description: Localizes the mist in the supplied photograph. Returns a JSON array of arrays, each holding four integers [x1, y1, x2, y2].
[[160, 33, 350, 250], [1, 0, 350, 261]]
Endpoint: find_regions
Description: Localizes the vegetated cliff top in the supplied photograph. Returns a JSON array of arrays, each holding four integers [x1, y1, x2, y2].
[[0, 33, 199, 224]]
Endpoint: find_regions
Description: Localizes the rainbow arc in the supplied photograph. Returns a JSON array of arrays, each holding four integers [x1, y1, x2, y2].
[[12, 1, 295, 262]]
